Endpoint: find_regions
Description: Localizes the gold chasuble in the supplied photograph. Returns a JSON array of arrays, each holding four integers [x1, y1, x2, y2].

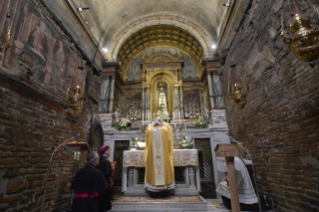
[[145, 123, 175, 191]]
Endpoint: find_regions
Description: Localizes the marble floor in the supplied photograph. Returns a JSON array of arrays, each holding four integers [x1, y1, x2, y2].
[[110, 195, 276, 212]]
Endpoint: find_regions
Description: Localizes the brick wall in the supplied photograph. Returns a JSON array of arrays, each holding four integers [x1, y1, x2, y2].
[[220, 1, 319, 211], [0, 0, 101, 211]]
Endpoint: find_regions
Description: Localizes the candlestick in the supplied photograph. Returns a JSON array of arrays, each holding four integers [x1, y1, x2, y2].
[[142, 112, 144, 126]]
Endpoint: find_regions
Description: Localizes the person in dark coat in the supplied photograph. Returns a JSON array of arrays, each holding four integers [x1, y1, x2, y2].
[[71, 151, 107, 212], [95, 146, 113, 212]]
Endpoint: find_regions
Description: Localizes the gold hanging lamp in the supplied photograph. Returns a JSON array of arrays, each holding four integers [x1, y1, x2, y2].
[[281, 0, 319, 67], [228, 65, 247, 113], [0, 0, 12, 52], [66, 85, 84, 111]]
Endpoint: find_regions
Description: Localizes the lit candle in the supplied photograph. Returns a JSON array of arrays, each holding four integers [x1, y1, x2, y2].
[[235, 83, 237, 87], [76, 85, 79, 89]]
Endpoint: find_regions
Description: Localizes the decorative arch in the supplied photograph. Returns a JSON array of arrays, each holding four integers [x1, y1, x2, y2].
[[116, 25, 205, 81], [107, 13, 214, 60]]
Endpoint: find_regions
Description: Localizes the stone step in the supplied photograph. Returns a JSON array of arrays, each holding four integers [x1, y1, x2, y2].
[[111, 195, 208, 211]]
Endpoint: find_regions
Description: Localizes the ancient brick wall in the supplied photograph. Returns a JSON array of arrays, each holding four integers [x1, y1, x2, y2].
[[220, 1, 319, 212], [0, 0, 101, 211]]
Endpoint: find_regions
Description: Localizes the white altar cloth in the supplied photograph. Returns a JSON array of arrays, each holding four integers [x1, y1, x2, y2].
[[122, 149, 201, 192]]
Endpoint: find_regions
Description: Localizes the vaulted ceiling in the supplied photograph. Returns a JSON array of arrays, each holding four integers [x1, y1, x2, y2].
[[69, 0, 229, 60]]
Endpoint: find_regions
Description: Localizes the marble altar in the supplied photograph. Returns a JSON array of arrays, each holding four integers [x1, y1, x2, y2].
[[122, 149, 200, 196]]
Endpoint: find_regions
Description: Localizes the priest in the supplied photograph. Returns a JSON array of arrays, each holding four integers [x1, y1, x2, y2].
[[145, 118, 174, 198], [71, 151, 107, 212], [95, 145, 113, 212]]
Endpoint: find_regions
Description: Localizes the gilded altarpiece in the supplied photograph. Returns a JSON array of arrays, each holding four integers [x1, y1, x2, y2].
[[142, 52, 182, 116], [126, 92, 142, 120]]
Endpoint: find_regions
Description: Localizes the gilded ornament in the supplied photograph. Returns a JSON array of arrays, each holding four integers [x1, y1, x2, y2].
[[281, 0, 319, 67]]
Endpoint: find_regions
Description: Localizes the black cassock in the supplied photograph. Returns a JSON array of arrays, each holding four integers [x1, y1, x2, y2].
[[95, 156, 113, 212], [71, 164, 107, 212]]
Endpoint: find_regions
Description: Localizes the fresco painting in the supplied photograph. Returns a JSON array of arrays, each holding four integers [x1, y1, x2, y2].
[[0, 0, 85, 91]]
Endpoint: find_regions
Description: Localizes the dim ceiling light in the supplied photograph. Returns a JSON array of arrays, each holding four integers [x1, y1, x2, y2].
[[102, 48, 108, 53], [77, 7, 90, 12]]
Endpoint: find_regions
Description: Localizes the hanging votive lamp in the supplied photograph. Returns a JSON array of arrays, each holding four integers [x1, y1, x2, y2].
[[228, 65, 247, 113], [280, 0, 319, 67], [66, 85, 84, 111]]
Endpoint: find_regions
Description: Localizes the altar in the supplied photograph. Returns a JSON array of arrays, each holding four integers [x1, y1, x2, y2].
[[122, 149, 201, 196]]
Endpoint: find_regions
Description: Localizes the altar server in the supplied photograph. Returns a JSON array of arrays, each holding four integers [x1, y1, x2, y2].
[[71, 151, 107, 212], [216, 157, 259, 211], [145, 118, 174, 198], [95, 145, 113, 212]]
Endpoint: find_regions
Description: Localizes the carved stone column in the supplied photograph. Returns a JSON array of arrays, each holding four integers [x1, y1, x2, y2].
[[99, 78, 110, 112], [99, 61, 120, 132], [188, 166, 196, 189], [108, 77, 115, 112], [101, 61, 119, 112], [202, 58, 225, 109], [207, 71, 216, 108], [174, 86, 180, 119], [179, 86, 184, 118], [145, 87, 151, 122]]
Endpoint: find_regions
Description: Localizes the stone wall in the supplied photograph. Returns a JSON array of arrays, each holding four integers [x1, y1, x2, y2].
[[0, 0, 101, 211], [220, 1, 319, 212]]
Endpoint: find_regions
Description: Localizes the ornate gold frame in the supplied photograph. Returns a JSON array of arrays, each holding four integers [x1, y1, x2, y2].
[[142, 51, 181, 117], [150, 73, 175, 117]]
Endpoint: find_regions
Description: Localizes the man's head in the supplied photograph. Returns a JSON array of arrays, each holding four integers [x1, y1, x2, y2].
[[100, 145, 111, 157], [87, 151, 99, 166]]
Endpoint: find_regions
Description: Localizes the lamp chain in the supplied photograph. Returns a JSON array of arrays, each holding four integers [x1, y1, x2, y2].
[[227, 68, 231, 99], [281, 0, 285, 36], [305, 0, 319, 17], [288, 0, 293, 13], [236, 68, 247, 94]]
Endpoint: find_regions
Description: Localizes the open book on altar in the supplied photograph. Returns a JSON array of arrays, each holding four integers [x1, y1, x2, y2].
[[137, 141, 146, 150]]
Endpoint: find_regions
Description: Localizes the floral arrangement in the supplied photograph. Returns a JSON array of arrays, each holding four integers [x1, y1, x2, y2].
[[129, 137, 140, 150], [195, 117, 208, 128], [179, 136, 193, 149], [154, 113, 172, 123], [118, 118, 131, 130]]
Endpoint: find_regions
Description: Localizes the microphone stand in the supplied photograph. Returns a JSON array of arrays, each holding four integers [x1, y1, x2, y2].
[[226, 134, 262, 212], [40, 134, 80, 212]]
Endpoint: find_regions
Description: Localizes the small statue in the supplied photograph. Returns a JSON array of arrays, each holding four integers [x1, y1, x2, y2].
[[203, 105, 210, 124], [113, 108, 120, 124]]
